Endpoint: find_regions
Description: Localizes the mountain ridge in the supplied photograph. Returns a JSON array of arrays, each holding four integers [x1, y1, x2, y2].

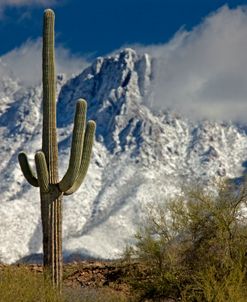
[[0, 48, 247, 263]]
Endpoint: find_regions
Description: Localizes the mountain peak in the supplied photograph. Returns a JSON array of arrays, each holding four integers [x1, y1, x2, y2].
[[57, 48, 154, 153], [1, 48, 247, 264]]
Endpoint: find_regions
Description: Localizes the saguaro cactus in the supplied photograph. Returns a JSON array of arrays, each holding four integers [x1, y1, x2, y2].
[[18, 9, 96, 289]]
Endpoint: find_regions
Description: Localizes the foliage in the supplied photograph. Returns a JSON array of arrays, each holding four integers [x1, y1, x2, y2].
[[126, 180, 247, 301]]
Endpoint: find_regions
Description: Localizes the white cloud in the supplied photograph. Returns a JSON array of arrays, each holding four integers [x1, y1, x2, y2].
[[0, 38, 89, 86], [134, 5, 247, 122], [2, 5, 247, 123]]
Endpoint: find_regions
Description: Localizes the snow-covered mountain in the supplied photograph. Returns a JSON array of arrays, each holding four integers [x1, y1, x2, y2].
[[1, 48, 247, 264]]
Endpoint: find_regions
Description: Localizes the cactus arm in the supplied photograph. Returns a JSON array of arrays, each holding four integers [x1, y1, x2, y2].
[[35, 151, 49, 193], [18, 152, 39, 187], [64, 120, 96, 196], [58, 99, 87, 192]]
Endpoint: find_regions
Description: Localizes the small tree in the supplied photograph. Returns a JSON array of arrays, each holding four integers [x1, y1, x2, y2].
[[127, 180, 247, 301]]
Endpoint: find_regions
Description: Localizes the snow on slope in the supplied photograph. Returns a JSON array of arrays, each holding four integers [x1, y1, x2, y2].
[[1, 48, 247, 263]]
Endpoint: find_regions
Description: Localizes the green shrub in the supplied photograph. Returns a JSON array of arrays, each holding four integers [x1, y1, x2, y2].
[[126, 180, 247, 301]]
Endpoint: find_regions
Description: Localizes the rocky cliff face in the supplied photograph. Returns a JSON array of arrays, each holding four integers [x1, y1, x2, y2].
[[0, 48, 247, 263]]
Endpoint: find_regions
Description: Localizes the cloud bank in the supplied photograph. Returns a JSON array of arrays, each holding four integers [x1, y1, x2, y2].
[[0, 38, 89, 86], [135, 5, 247, 122]]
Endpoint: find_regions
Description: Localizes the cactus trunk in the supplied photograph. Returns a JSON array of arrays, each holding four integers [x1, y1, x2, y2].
[[18, 8, 96, 290], [41, 9, 62, 288], [40, 191, 62, 287]]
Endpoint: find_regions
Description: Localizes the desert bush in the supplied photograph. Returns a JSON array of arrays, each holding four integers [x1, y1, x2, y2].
[[126, 180, 247, 301]]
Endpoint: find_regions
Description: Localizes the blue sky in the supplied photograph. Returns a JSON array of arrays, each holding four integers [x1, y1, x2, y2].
[[2, 0, 247, 121], [0, 0, 247, 57]]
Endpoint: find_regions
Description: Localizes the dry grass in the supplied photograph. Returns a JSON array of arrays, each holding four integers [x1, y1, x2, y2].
[[63, 287, 129, 302], [0, 266, 60, 302], [0, 265, 130, 302]]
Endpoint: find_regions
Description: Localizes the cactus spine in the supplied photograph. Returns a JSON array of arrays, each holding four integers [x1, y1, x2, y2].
[[18, 9, 96, 289]]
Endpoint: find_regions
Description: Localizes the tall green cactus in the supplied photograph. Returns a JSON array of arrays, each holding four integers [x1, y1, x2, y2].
[[18, 9, 96, 289]]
